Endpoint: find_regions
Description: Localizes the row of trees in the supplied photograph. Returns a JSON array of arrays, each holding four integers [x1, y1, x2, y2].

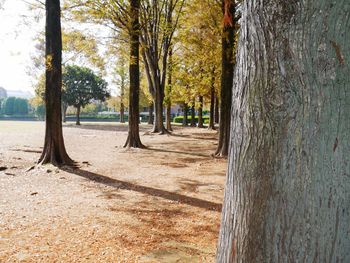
[[33, 0, 349, 261], [0, 97, 29, 115]]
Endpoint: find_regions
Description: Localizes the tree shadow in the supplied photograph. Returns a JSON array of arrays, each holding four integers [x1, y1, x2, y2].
[[147, 147, 210, 158], [63, 123, 151, 132], [61, 167, 222, 212]]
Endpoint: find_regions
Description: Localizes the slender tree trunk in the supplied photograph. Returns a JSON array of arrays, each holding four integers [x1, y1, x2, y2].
[[214, 95, 219, 124], [215, 0, 235, 157], [148, 102, 154, 124], [165, 47, 173, 131], [38, 0, 73, 166], [62, 103, 67, 123], [75, 105, 81, 125], [166, 101, 172, 131], [182, 103, 188, 127], [209, 68, 216, 130], [190, 102, 196, 127], [124, 0, 144, 148], [197, 95, 204, 128], [217, 0, 350, 262], [152, 88, 167, 133], [120, 102, 125, 123]]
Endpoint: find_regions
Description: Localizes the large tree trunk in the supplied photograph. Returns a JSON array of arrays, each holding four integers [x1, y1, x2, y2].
[[124, 0, 144, 148], [75, 105, 81, 125], [215, 0, 235, 157], [214, 95, 219, 124], [217, 0, 350, 262], [148, 102, 154, 124], [197, 95, 204, 128], [39, 0, 73, 166]]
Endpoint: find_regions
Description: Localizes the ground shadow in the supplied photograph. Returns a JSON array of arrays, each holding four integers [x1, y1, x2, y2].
[[63, 123, 151, 132], [61, 167, 222, 212], [147, 147, 210, 158]]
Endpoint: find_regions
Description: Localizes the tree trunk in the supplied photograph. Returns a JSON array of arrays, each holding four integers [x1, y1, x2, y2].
[[197, 95, 204, 128], [209, 69, 216, 130], [182, 103, 188, 127], [152, 88, 167, 133], [214, 95, 219, 124], [148, 102, 154, 124], [75, 105, 81, 125], [120, 102, 125, 123], [215, 0, 235, 157], [39, 0, 73, 166], [165, 47, 173, 131], [124, 0, 144, 148], [190, 102, 196, 127], [217, 0, 350, 262], [62, 103, 67, 123]]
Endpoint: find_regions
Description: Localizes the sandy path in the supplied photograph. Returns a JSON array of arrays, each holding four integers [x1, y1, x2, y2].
[[0, 121, 226, 262]]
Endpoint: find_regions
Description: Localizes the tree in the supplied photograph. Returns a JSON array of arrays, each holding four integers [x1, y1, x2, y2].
[[2, 97, 15, 115], [39, 0, 73, 166], [124, 0, 144, 148], [215, 0, 237, 157], [62, 65, 109, 125], [216, 0, 350, 262], [140, 0, 185, 134]]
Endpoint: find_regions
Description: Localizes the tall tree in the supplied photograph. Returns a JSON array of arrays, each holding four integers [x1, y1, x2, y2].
[[215, 0, 236, 157], [39, 0, 73, 165], [217, 0, 350, 262], [124, 0, 144, 148], [62, 65, 109, 125], [140, 0, 184, 134]]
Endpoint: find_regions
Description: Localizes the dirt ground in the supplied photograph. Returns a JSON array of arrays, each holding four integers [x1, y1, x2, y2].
[[0, 121, 227, 262]]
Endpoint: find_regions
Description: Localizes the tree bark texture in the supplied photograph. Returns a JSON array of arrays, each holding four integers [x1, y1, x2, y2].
[[215, 0, 236, 157], [217, 0, 350, 262], [197, 95, 204, 128], [124, 0, 144, 148], [38, 0, 73, 166]]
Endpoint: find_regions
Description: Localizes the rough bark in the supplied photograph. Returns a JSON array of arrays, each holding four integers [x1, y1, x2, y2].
[[148, 102, 154, 125], [217, 0, 350, 262], [215, 0, 236, 157], [75, 105, 81, 125], [124, 0, 144, 148], [197, 95, 204, 128], [214, 95, 219, 124], [38, 0, 73, 166]]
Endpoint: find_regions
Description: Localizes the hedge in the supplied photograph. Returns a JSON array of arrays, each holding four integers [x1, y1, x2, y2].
[[173, 115, 210, 124]]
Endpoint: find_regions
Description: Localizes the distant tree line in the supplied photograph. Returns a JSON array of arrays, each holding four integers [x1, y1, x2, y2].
[[0, 97, 29, 115]]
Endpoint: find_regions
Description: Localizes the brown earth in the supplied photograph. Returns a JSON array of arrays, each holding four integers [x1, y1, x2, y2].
[[0, 121, 227, 262]]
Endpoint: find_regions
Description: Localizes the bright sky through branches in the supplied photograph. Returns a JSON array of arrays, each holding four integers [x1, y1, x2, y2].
[[0, 0, 41, 93]]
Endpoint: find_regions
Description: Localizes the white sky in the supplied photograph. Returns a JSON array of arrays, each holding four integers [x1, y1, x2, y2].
[[0, 0, 43, 93]]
